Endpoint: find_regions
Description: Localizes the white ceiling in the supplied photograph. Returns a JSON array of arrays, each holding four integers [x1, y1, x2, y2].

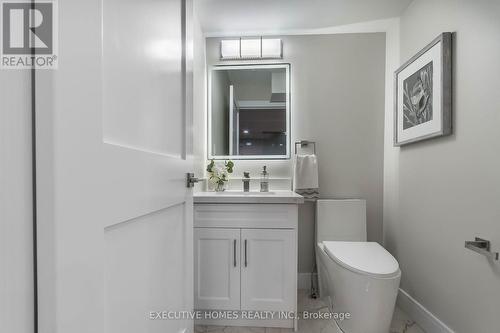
[[196, 0, 413, 35]]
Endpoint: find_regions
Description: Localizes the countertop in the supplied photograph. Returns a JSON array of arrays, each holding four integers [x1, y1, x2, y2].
[[194, 190, 304, 204]]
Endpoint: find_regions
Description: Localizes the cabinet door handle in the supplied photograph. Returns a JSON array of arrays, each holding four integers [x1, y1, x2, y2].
[[233, 239, 237, 267], [244, 239, 248, 267]]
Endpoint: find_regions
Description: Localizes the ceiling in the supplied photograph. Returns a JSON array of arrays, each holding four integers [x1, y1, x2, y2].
[[196, 0, 413, 35]]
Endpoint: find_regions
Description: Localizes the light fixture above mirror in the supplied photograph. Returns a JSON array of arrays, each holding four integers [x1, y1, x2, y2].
[[220, 37, 283, 60]]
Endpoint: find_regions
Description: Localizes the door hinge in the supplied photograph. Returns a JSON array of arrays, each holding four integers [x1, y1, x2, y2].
[[186, 173, 199, 188]]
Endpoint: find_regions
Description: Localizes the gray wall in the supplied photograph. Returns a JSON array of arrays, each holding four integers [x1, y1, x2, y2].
[[205, 33, 386, 272], [227, 70, 272, 101], [384, 0, 500, 331], [0, 72, 34, 332]]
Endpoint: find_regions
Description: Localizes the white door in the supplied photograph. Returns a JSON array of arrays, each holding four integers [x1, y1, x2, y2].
[[35, 1, 194, 333], [194, 228, 240, 310], [241, 229, 296, 312]]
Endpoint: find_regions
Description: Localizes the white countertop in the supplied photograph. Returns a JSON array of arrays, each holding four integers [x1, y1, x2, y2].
[[194, 190, 304, 204]]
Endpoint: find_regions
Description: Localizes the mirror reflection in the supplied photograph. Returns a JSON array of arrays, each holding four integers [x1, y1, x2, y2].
[[209, 64, 290, 159]]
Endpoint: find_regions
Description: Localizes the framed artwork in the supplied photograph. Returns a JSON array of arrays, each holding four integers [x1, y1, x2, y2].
[[394, 32, 452, 146]]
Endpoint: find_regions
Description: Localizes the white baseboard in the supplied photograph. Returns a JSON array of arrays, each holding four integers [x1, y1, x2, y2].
[[195, 318, 294, 329], [397, 289, 455, 333], [298, 272, 317, 290]]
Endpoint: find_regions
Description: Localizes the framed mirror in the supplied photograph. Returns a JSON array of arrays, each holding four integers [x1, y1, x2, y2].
[[208, 64, 290, 159]]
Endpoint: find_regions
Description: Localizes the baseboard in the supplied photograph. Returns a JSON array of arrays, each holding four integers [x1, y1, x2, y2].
[[397, 289, 455, 333], [298, 272, 317, 290], [195, 318, 294, 329]]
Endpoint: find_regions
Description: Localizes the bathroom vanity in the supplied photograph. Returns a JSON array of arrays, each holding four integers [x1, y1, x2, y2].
[[193, 191, 303, 329], [197, 62, 299, 328]]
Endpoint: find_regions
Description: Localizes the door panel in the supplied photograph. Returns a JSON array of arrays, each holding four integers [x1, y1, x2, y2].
[[35, 0, 194, 333], [194, 228, 240, 310], [241, 229, 295, 312], [102, 0, 184, 156], [105, 205, 189, 333]]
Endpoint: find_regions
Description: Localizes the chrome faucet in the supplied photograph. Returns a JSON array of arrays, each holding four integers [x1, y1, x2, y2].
[[260, 166, 269, 192], [243, 172, 250, 192]]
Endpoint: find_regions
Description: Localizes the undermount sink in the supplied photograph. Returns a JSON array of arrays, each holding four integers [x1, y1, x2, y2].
[[194, 190, 304, 204], [215, 191, 276, 195]]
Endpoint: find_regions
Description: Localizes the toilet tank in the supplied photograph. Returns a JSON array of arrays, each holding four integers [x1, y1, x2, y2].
[[316, 199, 366, 243]]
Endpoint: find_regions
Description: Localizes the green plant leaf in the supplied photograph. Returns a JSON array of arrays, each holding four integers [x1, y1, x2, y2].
[[206, 159, 215, 172], [226, 160, 234, 173]]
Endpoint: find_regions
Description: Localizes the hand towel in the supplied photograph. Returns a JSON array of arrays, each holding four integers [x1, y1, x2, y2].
[[294, 154, 319, 199]]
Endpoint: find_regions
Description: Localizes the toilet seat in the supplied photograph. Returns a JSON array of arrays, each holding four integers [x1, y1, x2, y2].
[[322, 241, 400, 278]]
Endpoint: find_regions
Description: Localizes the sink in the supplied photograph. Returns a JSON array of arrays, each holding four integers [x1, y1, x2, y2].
[[194, 190, 304, 204], [215, 191, 276, 195]]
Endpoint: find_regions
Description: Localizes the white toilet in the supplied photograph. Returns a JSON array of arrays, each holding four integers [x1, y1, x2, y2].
[[315, 199, 401, 333]]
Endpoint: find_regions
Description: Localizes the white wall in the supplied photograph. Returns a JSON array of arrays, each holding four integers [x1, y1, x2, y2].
[[0, 72, 34, 332], [384, 0, 500, 331], [211, 70, 230, 155], [195, 29, 390, 273]]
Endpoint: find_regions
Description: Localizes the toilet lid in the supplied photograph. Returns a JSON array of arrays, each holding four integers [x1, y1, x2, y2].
[[323, 241, 400, 277]]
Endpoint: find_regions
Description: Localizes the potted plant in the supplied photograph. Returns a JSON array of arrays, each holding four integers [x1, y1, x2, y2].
[[206, 159, 234, 192]]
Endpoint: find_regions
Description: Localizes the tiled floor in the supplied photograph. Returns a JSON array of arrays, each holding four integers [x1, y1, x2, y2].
[[194, 289, 425, 333]]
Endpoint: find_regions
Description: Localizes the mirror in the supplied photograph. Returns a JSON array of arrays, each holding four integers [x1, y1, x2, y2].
[[208, 64, 290, 159]]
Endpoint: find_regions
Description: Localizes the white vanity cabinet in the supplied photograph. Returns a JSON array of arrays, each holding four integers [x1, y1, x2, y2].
[[193, 193, 303, 329], [194, 228, 241, 310], [240, 228, 295, 312]]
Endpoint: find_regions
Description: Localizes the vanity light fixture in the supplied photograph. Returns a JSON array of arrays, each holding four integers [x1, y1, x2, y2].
[[220, 37, 282, 60], [241, 38, 261, 58], [262, 38, 282, 58], [220, 39, 241, 59]]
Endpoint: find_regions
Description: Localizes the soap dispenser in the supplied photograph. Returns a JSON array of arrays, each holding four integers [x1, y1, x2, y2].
[[260, 166, 269, 192]]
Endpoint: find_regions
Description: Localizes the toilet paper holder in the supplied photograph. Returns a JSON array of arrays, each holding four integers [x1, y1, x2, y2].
[[465, 237, 499, 261]]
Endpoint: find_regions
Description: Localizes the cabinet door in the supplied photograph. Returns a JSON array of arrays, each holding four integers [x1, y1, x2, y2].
[[194, 228, 240, 310], [241, 229, 296, 311]]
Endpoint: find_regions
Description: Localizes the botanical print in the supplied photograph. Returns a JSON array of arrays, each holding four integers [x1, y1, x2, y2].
[[403, 61, 433, 129]]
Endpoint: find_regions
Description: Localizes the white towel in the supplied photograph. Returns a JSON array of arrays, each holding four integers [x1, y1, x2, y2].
[[294, 154, 319, 199]]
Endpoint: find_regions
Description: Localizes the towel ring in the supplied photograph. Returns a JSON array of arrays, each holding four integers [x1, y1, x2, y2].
[[294, 140, 316, 154]]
